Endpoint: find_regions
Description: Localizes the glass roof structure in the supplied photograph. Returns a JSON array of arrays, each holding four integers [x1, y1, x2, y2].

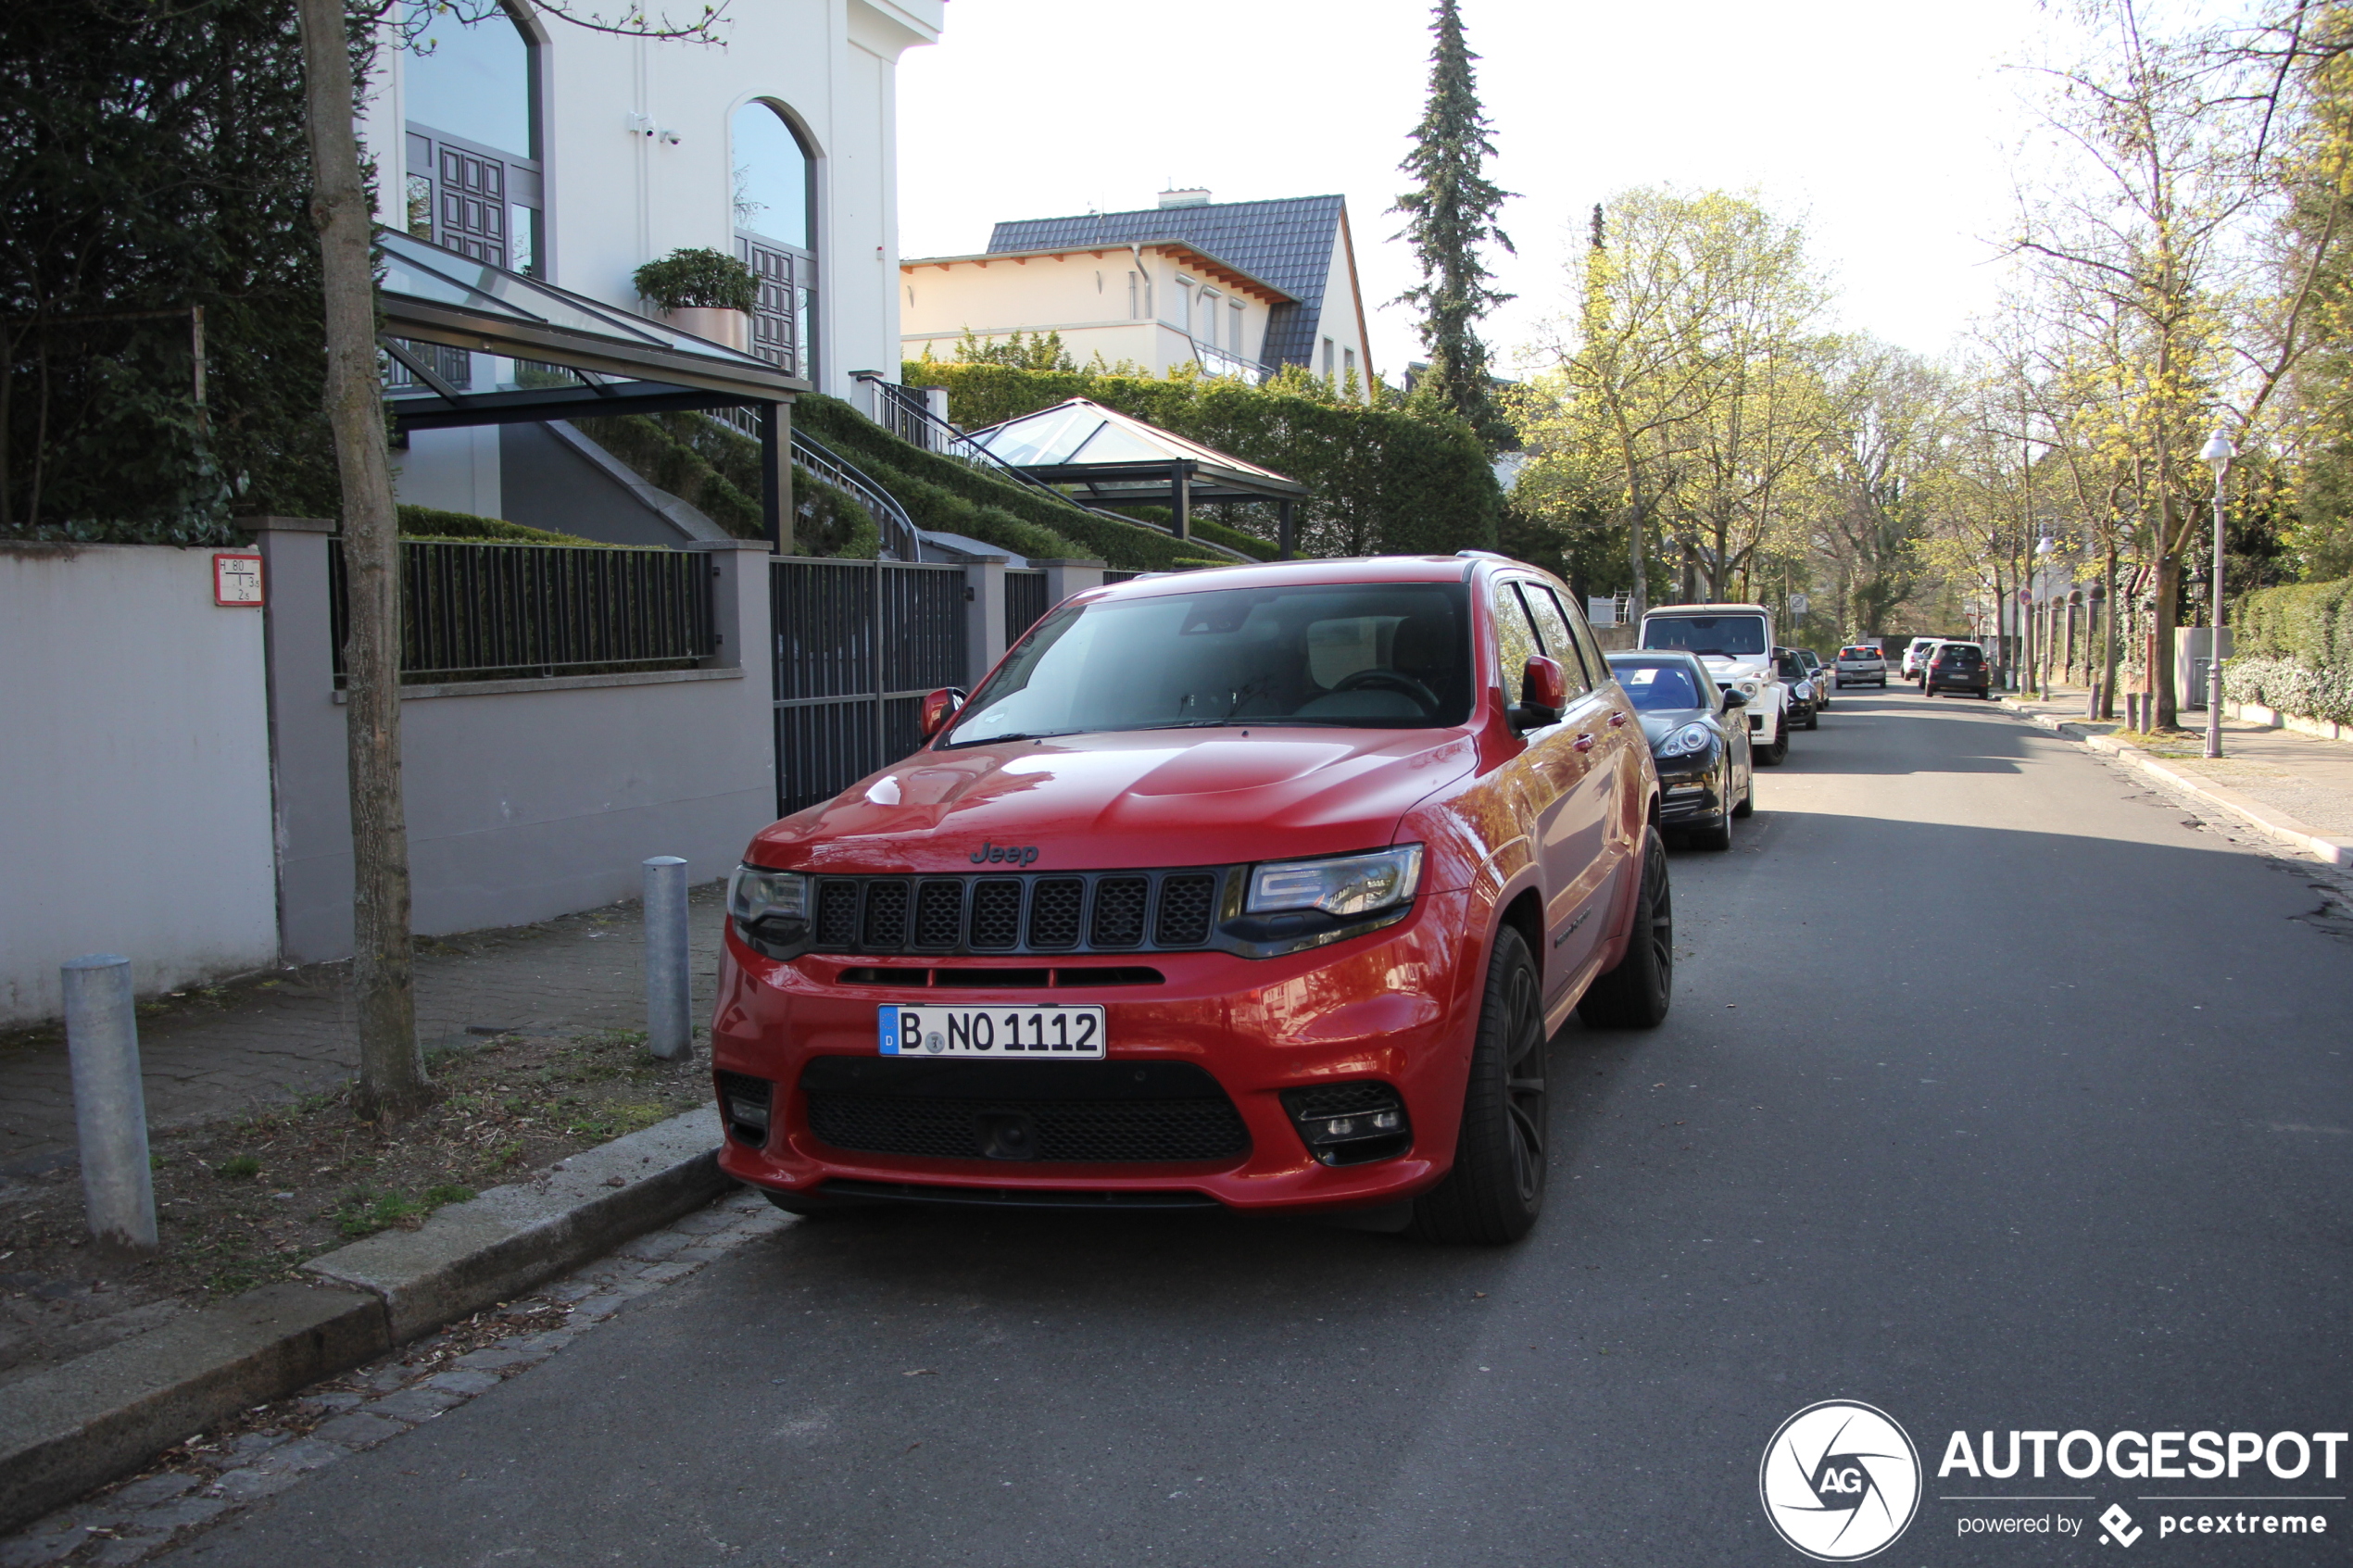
[[376, 229, 800, 432], [967, 399, 1304, 507]]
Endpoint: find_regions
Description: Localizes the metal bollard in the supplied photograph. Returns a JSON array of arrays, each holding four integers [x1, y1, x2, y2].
[[643, 857, 692, 1061], [62, 955, 157, 1255]]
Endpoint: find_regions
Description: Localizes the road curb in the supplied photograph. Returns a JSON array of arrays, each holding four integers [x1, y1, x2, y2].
[[1998, 698, 2353, 868], [0, 1106, 727, 1535]]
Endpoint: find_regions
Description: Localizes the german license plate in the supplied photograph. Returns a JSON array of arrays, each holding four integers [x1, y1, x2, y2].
[[877, 1004, 1106, 1060]]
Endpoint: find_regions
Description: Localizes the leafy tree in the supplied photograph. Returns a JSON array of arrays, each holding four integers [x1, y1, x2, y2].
[[1, 0, 338, 538], [1392, 0, 1514, 450]]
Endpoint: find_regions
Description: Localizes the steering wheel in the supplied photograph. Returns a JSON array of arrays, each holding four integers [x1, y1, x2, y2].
[[1333, 667, 1440, 714]]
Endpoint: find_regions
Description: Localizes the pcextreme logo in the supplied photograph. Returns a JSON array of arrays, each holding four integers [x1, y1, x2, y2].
[[1760, 1400, 1923, 1562]]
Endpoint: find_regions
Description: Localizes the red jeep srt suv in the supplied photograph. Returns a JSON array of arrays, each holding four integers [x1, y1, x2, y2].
[[711, 554, 1671, 1243]]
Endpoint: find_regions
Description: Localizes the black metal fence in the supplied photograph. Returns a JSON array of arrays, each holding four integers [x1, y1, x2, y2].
[[330, 538, 715, 684], [1005, 569, 1049, 643], [771, 557, 968, 817]]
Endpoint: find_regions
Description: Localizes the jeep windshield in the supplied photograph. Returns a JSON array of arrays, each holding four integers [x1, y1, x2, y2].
[[943, 581, 1475, 747], [1642, 614, 1768, 658]]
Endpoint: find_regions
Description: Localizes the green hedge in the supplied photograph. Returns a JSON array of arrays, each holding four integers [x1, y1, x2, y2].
[[898, 362, 1501, 558], [395, 505, 591, 546], [792, 394, 1275, 570], [2235, 576, 2353, 670]]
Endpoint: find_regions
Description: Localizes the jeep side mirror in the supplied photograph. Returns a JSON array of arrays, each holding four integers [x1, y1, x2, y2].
[[920, 687, 967, 739], [1721, 687, 1748, 709], [1510, 656, 1566, 732]]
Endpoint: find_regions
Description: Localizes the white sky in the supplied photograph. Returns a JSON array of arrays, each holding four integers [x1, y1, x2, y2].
[[895, 0, 2055, 381]]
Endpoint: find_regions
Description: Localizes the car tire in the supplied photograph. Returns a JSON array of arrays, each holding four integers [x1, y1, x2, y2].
[[1410, 924, 1548, 1246], [1758, 729, 1788, 766], [1805, 708, 1819, 731], [1693, 771, 1731, 850], [1578, 825, 1674, 1032]]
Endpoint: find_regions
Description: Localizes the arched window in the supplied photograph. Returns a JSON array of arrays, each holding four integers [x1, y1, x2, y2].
[[732, 101, 817, 379], [402, 2, 543, 273]]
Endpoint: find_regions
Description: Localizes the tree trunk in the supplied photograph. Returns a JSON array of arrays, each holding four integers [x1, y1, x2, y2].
[[2152, 552, 2182, 730], [2098, 546, 2119, 719], [296, 0, 429, 1123]]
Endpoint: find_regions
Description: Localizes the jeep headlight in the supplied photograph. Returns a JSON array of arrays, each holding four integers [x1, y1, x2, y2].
[[1248, 845, 1424, 918], [1738, 679, 1762, 699], [1657, 721, 1715, 759], [728, 864, 808, 926]]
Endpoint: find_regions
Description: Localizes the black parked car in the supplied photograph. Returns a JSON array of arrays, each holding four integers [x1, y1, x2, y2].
[[1606, 650, 1755, 851], [1924, 641, 1994, 698], [1775, 648, 1821, 730]]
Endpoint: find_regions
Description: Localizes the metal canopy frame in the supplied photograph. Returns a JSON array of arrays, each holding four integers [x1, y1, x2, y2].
[[375, 229, 806, 547], [964, 399, 1309, 557]]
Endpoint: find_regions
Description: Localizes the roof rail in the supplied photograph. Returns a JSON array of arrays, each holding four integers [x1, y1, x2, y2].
[[1455, 549, 1511, 561]]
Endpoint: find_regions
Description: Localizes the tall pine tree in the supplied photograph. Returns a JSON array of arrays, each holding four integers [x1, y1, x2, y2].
[[1392, 0, 1514, 450]]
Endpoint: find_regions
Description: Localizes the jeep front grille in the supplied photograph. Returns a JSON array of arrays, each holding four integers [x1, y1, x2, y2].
[[796, 868, 1239, 958]]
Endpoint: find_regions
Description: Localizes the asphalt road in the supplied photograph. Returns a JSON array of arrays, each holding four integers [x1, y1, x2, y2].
[[163, 686, 2353, 1567]]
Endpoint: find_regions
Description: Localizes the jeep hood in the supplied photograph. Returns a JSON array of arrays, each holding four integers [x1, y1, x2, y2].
[[749, 729, 1478, 873]]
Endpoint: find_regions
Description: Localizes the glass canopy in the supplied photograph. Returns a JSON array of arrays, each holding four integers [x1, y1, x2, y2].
[[375, 228, 799, 429], [968, 399, 1299, 491]]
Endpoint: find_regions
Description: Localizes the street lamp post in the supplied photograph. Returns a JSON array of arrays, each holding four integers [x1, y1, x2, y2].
[[2200, 427, 2235, 760]]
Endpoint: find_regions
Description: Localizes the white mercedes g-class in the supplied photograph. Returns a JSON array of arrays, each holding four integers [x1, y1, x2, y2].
[[1638, 602, 1791, 765]]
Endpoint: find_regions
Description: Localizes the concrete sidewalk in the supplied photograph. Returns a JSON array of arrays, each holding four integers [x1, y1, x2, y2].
[[0, 885, 729, 1176], [1999, 685, 2353, 864]]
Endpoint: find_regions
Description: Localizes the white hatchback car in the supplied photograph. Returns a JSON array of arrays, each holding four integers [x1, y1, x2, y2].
[[1833, 645, 1886, 687], [1900, 637, 1943, 683]]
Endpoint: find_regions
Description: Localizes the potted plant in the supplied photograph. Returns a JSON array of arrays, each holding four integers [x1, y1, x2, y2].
[[633, 247, 759, 352]]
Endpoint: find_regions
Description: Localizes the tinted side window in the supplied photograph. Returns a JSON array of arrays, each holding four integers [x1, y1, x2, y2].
[[1516, 583, 1594, 695], [1491, 579, 1541, 706]]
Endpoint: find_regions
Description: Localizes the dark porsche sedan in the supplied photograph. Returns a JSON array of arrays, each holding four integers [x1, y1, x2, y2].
[[1607, 649, 1754, 851]]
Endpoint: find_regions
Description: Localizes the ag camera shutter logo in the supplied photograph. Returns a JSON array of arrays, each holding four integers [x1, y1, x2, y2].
[[1760, 1400, 1922, 1561]]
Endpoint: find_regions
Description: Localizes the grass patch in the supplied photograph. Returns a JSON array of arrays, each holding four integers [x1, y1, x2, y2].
[[215, 1155, 260, 1180]]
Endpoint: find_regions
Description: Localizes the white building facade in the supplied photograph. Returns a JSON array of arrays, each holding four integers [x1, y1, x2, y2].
[[901, 241, 1293, 383], [354, 0, 941, 519], [902, 191, 1377, 401]]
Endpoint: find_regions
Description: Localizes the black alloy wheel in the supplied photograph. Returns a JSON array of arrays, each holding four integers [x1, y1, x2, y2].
[[1577, 825, 1674, 1031], [1759, 728, 1789, 765], [1689, 763, 1734, 850], [1411, 924, 1548, 1245]]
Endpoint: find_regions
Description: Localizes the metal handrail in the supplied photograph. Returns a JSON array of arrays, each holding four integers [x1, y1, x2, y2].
[[1187, 340, 1266, 384], [863, 380, 1252, 564], [790, 429, 924, 561]]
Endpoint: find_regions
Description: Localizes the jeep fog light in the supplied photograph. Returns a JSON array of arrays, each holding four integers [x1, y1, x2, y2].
[[1248, 845, 1423, 919], [713, 1071, 774, 1148], [1280, 1083, 1413, 1166]]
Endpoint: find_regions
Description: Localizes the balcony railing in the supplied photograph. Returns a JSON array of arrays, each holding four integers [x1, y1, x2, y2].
[[1188, 340, 1266, 385]]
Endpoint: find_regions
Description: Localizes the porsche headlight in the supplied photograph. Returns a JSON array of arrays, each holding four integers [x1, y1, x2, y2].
[[1248, 846, 1424, 919], [1657, 722, 1715, 759]]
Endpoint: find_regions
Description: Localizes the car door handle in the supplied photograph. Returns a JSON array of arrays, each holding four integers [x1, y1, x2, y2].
[[1574, 734, 1596, 753], [1607, 709, 1627, 728]]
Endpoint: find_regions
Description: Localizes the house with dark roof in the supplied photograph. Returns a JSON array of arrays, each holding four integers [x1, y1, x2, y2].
[[900, 189, 1374, 400]]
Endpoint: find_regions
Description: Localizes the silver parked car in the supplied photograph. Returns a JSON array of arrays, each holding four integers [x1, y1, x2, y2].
[[1833, 644, 1887, 687]]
